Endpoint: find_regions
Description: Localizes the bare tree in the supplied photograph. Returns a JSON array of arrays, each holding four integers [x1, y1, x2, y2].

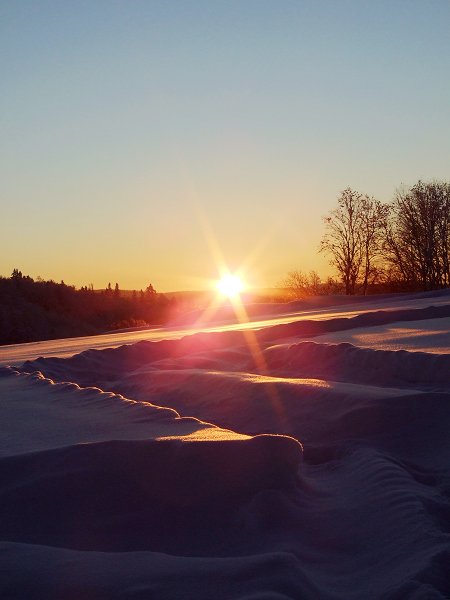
[[384, 180, 450, 291], [319, 188, 388, 295], [319, 188, 363, 295], [279, 269, 321, 298], [359, 196, 390, 294], [308, 270, 322, 295]]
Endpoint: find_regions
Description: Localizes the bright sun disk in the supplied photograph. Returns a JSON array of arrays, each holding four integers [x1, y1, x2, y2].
[[217, 275, 244, 297]]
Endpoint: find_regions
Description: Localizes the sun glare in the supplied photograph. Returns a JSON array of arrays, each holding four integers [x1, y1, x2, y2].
[[217, 274, 244, 297]]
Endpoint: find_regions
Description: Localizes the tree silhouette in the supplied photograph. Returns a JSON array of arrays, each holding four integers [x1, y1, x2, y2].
[[145, 283, 156, 303], [384, 180, 450, 290], [319, 188, 364, 295], [319, 188, 387, 295], [280, 269, 321, 298], [359, 196, 389, 294], [11, 269, 23, 281]]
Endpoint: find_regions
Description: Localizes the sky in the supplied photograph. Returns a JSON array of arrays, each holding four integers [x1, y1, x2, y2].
[[1, 1, 449, 292]]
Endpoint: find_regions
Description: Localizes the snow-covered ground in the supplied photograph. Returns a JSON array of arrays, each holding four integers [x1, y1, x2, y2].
[[1, 290, 450, 599]]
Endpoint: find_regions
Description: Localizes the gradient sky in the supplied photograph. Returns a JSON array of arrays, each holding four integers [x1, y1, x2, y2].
[[1, 1, 449, 292]]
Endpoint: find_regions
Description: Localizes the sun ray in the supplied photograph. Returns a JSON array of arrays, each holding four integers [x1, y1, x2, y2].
[[178, 175, 292, 430]]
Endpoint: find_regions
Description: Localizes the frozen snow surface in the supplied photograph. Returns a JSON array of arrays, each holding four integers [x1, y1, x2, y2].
[[1, 290, 450, 599]]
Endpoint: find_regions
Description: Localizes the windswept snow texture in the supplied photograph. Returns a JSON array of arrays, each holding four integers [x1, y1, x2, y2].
[[1, 291, 450, 599]]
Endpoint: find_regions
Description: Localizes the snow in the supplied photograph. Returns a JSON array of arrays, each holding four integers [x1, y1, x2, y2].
[[1, 290, 450, 599]]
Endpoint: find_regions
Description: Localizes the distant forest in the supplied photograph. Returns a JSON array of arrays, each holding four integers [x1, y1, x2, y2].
[[0, 271, 185, 346]]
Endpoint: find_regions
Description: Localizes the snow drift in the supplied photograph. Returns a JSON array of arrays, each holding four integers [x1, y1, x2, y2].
[[1, 291, 450, 599]]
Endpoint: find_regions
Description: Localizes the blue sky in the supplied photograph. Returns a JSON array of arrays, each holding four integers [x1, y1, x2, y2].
[[1, 1, 449, 291]]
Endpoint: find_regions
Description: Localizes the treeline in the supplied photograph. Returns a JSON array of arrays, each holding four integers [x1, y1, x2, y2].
[[319, 179, 450, 295], [0, 271, 183, 346]]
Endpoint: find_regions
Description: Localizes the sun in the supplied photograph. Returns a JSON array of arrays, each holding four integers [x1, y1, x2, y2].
[[216, 274, 244, 297]]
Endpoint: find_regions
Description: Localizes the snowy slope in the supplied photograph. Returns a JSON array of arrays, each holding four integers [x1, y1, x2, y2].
[[1, 290, 450, 599]]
